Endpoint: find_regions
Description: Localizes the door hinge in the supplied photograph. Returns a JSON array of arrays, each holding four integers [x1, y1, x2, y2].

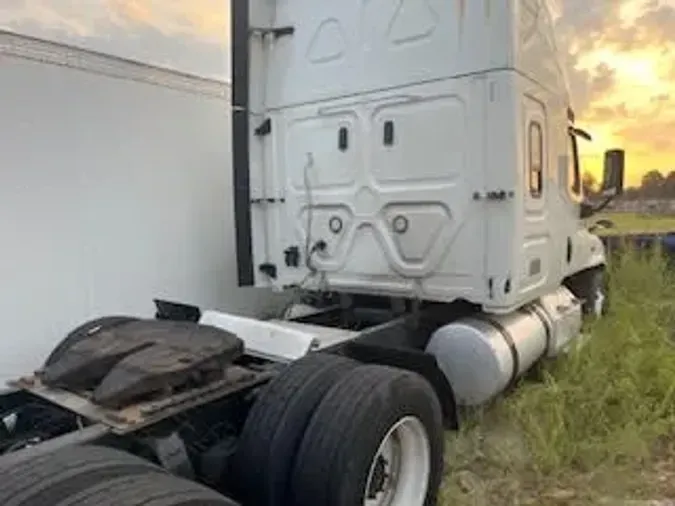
[[254, 118, 272, 137], [250, 26, 295, 39]]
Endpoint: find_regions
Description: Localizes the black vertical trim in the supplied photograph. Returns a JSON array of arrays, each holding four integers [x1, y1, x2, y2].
[[232, 0, 254, 286], [338, 126, 349, 151], [383, 120, 395, 146]]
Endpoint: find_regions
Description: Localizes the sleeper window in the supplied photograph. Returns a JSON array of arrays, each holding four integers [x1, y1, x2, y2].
[[529, 121, 543, 198]]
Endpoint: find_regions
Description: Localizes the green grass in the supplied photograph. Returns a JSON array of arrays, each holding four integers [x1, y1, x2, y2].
[[594, 212, 675, 236], [441, 251, 675, 505]]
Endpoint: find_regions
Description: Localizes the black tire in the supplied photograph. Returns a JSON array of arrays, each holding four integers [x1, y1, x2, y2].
[[567, 267, 608, 318], [45, 316, 139, 366], [233, 352, 359, 506], [0, 417, 9, 440], [0, 444, 164, 506], [586, 267, 609, 317], [290, 364, 445, 506], [55, 472, 237, 506]]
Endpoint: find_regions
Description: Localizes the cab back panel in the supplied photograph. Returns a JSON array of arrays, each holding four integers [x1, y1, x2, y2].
[[263, 0, 512, 110], [237, 0, 565, 307], [263, 78, 487, 302]]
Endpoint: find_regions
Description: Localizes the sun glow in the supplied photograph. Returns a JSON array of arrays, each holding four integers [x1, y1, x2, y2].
[[571, 40, 675, 185]]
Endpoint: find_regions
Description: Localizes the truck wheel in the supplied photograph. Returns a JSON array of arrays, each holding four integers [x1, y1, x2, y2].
[[0, 415, 9, 440], [0, 444, 164, 505], [567, 268, 608, 318], [55, 472, 237, 505], [585, 268, 608, 317], [290, 365, 445, 506], [45, 316, 138, 366], [234, 352, 358, 506]]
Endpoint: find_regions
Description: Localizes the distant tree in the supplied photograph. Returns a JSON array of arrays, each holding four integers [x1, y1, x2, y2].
[[641, 170, 666, 199], [664, 171, 675, 199], [622, 187, 641, 201], [582, 171, 598, 197]]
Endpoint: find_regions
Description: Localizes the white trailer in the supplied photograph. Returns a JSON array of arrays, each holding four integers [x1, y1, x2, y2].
[[0, 30, 283, 384], [0, 1, 625, 505]]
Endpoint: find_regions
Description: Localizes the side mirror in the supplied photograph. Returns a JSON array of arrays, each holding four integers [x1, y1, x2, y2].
[[595, 218, 615, 229], [600, 149, 625, 197], [588, 218, 615, 233]]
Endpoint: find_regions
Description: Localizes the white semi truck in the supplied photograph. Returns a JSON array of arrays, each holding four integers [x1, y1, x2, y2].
[[0, 1, 625, 505]]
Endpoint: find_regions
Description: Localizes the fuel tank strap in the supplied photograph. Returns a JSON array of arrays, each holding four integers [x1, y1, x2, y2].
[[477, 316, 520, 389], [521, 304, 553, 353]]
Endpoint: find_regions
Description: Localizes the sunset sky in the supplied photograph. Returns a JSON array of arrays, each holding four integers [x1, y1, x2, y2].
[[0, 0, 673, 186]]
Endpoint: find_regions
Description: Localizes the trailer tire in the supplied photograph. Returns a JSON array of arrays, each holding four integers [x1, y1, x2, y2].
[[290, 364, 445, 506], [55, 471, 237, 505], [45, 316, 139, 366], [234, 352, 358, 506], [0, 444, 164, 506]]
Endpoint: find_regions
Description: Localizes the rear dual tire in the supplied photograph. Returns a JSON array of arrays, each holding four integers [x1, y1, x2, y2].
[[290, 364, 444, 506], [0, 445, 236, 506], [52, 472, 236, 506], [233, 353, 360, 506], [235, 353, 445, 506]]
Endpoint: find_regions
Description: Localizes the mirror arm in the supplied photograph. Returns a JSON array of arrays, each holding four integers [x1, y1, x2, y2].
[[581, 194, 616, 220], [569, 126, 593, 142]]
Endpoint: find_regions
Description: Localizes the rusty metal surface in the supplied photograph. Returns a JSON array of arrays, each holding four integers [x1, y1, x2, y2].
[[6, 319, 274, 434], [40, 319, 244, 409], [10, 366, 273, 435]]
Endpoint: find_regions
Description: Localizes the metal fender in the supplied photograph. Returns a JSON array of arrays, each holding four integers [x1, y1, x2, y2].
[[574, 229, 607, 272]]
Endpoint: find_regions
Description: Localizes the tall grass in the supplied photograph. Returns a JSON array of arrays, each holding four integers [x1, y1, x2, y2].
[[505, 248, 675, 475], [595, 212, 675, 235], [440, 250, 675, 503]]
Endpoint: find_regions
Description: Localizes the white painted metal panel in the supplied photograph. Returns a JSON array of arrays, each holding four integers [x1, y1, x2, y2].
[[0, 31, 282, 384], [258, 78, 487, 303], [248, 0, 589, 314], [265, 0, 513, 109]]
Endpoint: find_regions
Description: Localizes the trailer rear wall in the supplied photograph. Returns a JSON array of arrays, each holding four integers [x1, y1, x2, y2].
[[0, 31, 281, 384]]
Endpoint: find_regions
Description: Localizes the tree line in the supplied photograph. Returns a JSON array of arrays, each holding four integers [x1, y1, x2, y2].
[[583, 170, 675, 200]]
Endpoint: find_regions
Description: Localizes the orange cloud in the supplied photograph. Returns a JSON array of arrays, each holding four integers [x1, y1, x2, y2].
[[0, 1, 108, 37], [558, 0, 675, 186], [1, 1, 229, 44], [0, 0, 230, 77], [107, 0, 229, 44]]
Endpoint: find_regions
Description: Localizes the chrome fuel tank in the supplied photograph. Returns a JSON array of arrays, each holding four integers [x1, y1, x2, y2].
[[426, 287, 582, 406]]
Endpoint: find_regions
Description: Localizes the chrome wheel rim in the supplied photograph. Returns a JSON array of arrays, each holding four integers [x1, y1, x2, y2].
[[363, 416, 431, 506]]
